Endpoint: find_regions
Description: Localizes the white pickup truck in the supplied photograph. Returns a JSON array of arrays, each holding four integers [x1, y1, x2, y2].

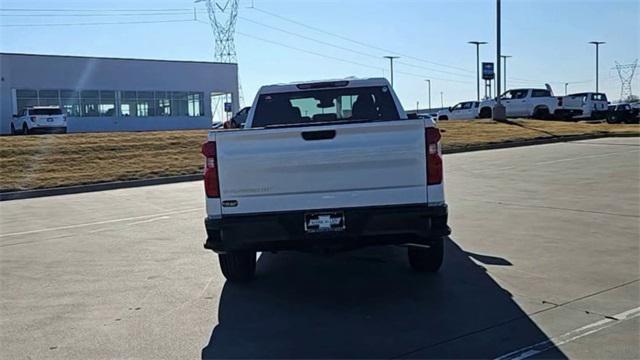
[[436, 101, 480, 120], [478, 87, 558, 119], [201, 78, 450, 282], [556, 92, 609, 120]]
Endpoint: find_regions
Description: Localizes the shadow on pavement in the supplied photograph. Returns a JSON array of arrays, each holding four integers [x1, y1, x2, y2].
[[202, 238, 566, 359]]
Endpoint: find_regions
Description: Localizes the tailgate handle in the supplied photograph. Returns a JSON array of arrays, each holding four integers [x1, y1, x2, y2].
[[301, 130, 336, 141]]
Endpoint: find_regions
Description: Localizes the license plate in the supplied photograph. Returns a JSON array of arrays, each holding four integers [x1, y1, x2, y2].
[[304, 212, 345, 233]]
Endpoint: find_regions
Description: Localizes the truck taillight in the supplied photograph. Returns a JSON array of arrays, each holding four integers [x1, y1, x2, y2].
[[201, 141, 220, 198], [425, 128, 443, 185]]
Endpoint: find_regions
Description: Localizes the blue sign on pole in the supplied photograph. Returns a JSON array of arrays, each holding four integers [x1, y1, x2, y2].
[[482, 62, 495, 80]]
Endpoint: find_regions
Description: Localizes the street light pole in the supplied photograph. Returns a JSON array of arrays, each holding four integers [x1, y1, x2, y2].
[[493, 0, 506, 121], [500, 55, 512, 92], [425, 79, 431, 110], [468, 41, 487, 101], [440, 91, 444, 108], [383, 56, 399, 87], [588, 41, 605, 93], [565, 82, 568, 95]]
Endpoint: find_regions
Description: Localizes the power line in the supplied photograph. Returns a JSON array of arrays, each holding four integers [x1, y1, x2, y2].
[[250, 6, 475, 74], [4, 5, 471, 81], [0, 18, 194, 27], [0, 12, 193, 17], [195, 19, 385, 72], [0, 8, 191, 12], [199, 21, 472, 84], [237, 16, 470, 81], [238, 33, 385, 72]]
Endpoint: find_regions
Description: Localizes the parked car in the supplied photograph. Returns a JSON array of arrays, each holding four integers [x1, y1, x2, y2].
[[478, 86, 558, 119], [437, 101, 479, 120], [556, 92, 608, 120], [200, 78, 450, 282], [607, 103, 640, 124], [11, 106, 67, 135]]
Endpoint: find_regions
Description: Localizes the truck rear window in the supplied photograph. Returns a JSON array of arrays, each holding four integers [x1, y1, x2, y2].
[[591, 93, 607, 101], [252, 86, 400, 127], [30, 108, 63, 115]]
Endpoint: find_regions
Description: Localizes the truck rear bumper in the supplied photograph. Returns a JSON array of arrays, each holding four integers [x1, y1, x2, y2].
[[204, 204, 450, 253]]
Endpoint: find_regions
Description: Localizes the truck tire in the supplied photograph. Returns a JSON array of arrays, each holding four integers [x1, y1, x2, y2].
[[10, 123, 16, 135], [22, 123, 29, 135], [438, 115, 448, 121], [218, 251, 256, 282], [407, 237, 444, 273], [479, 107, 492, 119], [533, 107, 550, 120], [553, 110, 570, 121]]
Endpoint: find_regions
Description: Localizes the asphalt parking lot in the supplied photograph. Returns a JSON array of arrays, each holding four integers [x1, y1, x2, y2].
[[1, 137, 638, 359]]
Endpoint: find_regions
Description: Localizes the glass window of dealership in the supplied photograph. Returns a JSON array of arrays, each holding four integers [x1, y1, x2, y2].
[[15, 89, 205, 117]]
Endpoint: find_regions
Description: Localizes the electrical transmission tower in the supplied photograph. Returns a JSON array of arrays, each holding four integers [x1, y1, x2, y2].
[[197, 0, 238, 63], [196, 0, 244, 118], [614, 60, 637, 101]]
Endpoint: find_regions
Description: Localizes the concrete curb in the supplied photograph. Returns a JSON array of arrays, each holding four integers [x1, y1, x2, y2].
[[0, 174, 202, 201], [444, 132, 639, 154], [1, 133, 637, 202]]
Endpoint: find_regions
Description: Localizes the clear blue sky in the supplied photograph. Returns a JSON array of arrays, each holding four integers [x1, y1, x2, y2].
[[1, 0, 638, 109]]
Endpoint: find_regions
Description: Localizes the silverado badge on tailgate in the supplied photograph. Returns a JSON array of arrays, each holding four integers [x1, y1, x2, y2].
[[304, 212, 345, 233]]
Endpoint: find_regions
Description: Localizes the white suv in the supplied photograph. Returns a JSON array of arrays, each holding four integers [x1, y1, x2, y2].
[[11, 106, 68, 135]]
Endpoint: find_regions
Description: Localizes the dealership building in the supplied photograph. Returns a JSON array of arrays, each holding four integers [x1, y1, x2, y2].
[[0, 53, 239, 134]]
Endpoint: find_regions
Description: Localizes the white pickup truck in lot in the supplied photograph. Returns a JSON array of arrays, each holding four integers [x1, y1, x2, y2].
[[478, 87, 558, 119], [436, 101, 479, 120], [556, 92, 609, 120], [201, 78, 450, 282]]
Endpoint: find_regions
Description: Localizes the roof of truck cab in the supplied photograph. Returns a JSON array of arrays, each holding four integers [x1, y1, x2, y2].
[[258, 77, 391, 94]]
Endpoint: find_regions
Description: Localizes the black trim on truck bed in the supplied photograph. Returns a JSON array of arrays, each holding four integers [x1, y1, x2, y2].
[[204, 204, 450, 253]]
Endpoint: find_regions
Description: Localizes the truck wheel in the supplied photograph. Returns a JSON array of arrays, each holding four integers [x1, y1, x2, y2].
[[438, 115, 448, 121], [10, 123, 16, 135], [533, 107, 550, 120], [22, 123, 29, 135], [218, 251, 256, 282], [407, 237, 444, 273], [479, 107, 492, 119]]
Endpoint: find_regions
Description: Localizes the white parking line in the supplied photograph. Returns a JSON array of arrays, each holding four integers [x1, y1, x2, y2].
[[494, 306, 640, 360], [127, 216, 171, 226], [0, 208, 201, 238]]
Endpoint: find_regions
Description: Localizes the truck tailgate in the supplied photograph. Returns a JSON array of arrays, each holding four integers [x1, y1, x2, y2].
[[215, 120, 427, 215]]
